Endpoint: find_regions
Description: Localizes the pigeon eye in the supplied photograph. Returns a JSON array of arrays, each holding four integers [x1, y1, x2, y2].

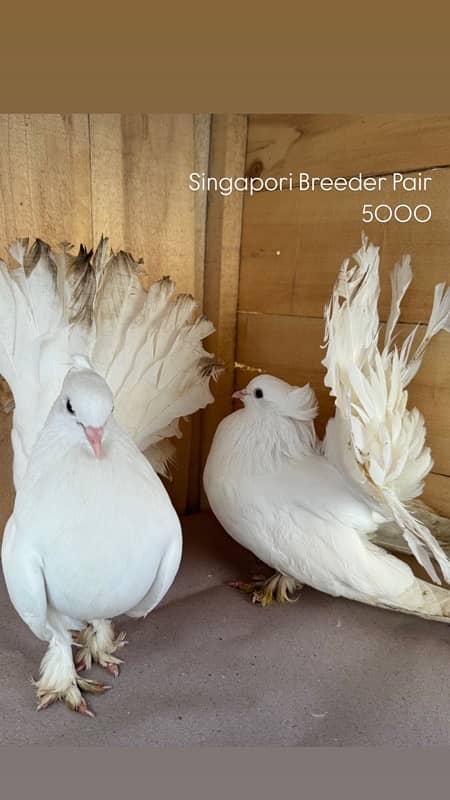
[[66, 399, 75, 415], [254, 388, 264, 399]]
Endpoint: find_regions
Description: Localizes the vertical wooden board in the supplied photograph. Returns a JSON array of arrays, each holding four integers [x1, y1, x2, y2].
[[239, 189, 302, 316], [245, 115, 450, 180], [423, 474, 450, 519], [406, 331, 450, 479], [0, 114, 92, 536], [89, 114, 211, 512], [199, 114, 248, 507], [192, 114, 211, 303], [186, 115, 211, 510], [0, 114, 92, 252], [89, 113, 207, 294], [239, 168, 450, 320]]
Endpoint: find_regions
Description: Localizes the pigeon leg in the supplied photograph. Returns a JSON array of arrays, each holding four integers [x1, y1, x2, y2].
[[35, 633, 110, 717], [229, 572, 302, 606], [0, 558, 109, 716], [74, 619, 127, 678]]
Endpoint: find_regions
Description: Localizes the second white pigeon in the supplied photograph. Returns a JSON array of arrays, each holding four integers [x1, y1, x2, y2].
[[204, 236, 450, 620]]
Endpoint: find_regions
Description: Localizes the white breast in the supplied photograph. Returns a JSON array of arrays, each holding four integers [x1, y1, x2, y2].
[[11, 429, 181, 620]]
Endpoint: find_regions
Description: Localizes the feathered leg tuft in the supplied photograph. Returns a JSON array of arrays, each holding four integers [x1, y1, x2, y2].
[[230, 573, 302, 606], [74, 619, 127, 678], [35, 633, 110, 717]]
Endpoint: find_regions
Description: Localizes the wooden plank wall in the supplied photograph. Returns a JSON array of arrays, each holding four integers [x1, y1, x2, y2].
[[236, 115, 450, 517], [0, 113, 211, 528], [2, 114, 450, 525], [199, 115, 248, 507]]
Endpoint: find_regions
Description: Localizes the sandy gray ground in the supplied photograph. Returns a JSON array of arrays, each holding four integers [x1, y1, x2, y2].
[[1, 512, 449, 746]]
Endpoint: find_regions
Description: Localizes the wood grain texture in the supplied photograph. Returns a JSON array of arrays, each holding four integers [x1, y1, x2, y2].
[[187, 115, 211, 510], [89, 113, 211, 513], [239, 167, 450, 320], [0, 114, 92, 252], [0, 114, 93, 534], [199, 115, 248, 508], [0, 113, 212, 518], [236, 312, 450, 479], [236, 115, 450, 523], [89, 114, 207, 295], [422, 474, 450, 519], [246, 115, 450, 181], [192, 114, 211, 304]]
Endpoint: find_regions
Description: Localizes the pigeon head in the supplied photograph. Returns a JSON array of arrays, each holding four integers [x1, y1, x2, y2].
[[58, 368, 114, 458], [232, 374, 318, 423]]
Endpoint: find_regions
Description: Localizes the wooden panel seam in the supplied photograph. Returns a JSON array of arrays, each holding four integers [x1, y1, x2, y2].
[[199, 114, 248, 510]]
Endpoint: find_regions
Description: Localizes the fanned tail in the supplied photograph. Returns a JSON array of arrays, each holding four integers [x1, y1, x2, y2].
[[0, 236, 221, 485], [373, 500, 450, 560], [365, 577, 450, 623], [0, 239, 77, 486], [322, 234, 450, 585]]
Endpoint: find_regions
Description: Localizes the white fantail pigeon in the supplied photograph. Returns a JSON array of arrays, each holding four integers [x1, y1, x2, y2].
[[0, 237, 220, 716], [204, 235, 450, 621]]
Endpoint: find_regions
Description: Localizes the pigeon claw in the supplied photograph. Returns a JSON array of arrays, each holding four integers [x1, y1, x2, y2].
[[75, 699, 95, 719], [105, 662, 120, 678], [73, 624, 127, 678], [77, 677, 112, 695], [36, 694, 57, 712]]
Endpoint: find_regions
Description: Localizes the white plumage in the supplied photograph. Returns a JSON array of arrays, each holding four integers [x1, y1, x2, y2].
[[0, 237, 219, 716], [204, 235, 450, 620]]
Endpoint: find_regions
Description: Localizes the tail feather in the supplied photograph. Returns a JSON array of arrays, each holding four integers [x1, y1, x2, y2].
[[91, 233, 111, 286], [0, 236, 220, 484], [65, 245, 97, 327], [384, 255, 413, 350], [373, 500, 450, 559], [323, 234, 450, 585], [0, 261, 20, 387], [104, 276, 176, 398], [93, 249, 146, 375], [381, 578, 450, 623], [9, 239, 61, 334], [400, 281, 450, 387]]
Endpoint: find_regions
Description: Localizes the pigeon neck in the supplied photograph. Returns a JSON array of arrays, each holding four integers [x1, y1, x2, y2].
[[217, 407, 317, 476]]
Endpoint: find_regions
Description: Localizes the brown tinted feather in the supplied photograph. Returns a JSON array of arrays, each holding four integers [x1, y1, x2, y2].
[[92, 235, 113, 286], [198, 357, 224, 380], [66, 246, 96, 326], [24, 239, 57, 282]]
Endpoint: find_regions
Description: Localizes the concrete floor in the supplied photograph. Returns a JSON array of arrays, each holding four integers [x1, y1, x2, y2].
[[1, 512, 449, 745]]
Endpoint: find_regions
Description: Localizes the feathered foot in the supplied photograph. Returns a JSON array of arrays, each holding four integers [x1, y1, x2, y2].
[[35, 638, 111, 718], [74, 619, 127, 678], [229, 573, 301, 606]]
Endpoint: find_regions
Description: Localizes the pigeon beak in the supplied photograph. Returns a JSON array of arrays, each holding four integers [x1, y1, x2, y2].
[[85, 426, 104, 458], [232, 390, 248, 401]]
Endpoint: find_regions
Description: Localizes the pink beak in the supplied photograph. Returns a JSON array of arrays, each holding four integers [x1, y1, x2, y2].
[[85, 426, 104, 458], [232, 390, 248, 401]]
